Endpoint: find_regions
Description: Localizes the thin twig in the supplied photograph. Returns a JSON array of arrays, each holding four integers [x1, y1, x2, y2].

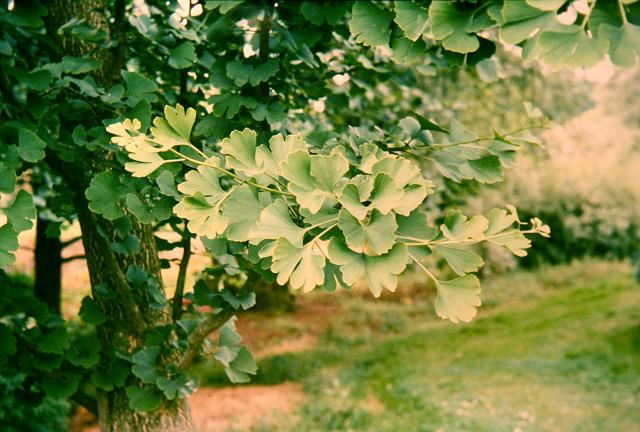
[[178, 309, 235, 371], [61, 235, 83, 248], [61, 254, 86, 263], [172, 220, 191, 321]]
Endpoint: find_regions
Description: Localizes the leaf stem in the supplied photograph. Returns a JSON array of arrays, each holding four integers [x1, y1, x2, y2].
[[304, 218, 340, 232], [408, 252, 438, 284], [406, 124, 546, 151], [400, 228, 540, 247], [582, 0, 598, 29], [169, 148, 294, 197], [309, 223, 338, 244], [618, 0, 629, 24]]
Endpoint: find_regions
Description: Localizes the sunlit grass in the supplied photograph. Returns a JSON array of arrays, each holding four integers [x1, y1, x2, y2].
[[195, 260, 640, 431]]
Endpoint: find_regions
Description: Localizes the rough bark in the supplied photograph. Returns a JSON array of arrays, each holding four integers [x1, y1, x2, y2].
[[101, 388, 193, 432], [34, 217, 62, 314], [45, 1, 195, 430]]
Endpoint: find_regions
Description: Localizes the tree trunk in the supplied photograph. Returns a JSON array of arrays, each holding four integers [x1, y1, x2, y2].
[[45, 1, 196, 430], [67, 169, 196, 432], [34, 217, 62, 314], [98, 388, 193, 432]]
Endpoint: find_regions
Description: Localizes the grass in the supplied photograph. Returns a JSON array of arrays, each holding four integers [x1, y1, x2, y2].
[[195, 260, 640, 431]]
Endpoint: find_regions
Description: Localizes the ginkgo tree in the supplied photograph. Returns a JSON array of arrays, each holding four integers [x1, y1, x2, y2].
[[0, 1, 638, 431]]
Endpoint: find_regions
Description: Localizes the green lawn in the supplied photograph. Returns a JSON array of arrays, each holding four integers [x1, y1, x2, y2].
[[197, 260, 640, 432]]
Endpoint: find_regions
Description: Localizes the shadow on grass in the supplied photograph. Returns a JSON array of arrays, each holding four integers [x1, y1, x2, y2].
[[194, 349, 342, 387]]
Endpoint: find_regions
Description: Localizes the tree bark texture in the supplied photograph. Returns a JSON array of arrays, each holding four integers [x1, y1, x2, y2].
[[45, 1, 195, 430]]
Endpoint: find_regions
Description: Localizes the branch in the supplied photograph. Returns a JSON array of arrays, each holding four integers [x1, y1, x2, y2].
[[172, 221, 191, 321], [62, 254, 86, 263], [258, 7, 272, 62], [177, 309, 235, 371], [61, 235, 83, 248], [112, 0, 127, 78]]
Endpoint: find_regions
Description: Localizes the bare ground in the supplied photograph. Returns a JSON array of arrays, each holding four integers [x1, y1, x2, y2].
[[70, 382, 304, 432]]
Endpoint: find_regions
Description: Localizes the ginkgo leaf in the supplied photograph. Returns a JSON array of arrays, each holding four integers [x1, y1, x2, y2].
[[396, 209, 436, 260], [499, 1, 556, 45], [488, 230, 532, 257], [600, 22, 640, 68], [125, 194, 155, 224], [250, 60, 279, 86], [4, 190, 35, 232], [395, 179, 433, 216], [174, 193, 228, 238], [370, 155, 433, 215], [338, 209, 397, 256], [281, 149, 347, 214], [394, 1, 428, 42], [371, 156, 422, 189], [432, 244, 484, 276], [440, 211, 489, 242], [271, 238, 325, 292], [369, 173, 403, 215], [219, 128, 260, 174], [249, 201, 305, 246], [177, 164, 226, 200], [337, 172, 403, 219], [338, 175, 374, 220], [328, 240, 408, 298], [396, 208, 435, 239], [309, 152, 349, 193], [126, 386, 163, 412], [349, 1, 393, 47], [225, 61, 252, 86], [443, 30, 480, 53], [538, 28, 607, 69], [269, 133, 307, 166], [0, 224, 19, 266], [86, 172, 130, 220], [106, 118, 151, 153], [169, 41, 197, 69], [125, 151, 171, 178], [359, 143, 390, 174], [222, 185, 264, 242], [107, 118, 140, 143], [18, 129, 46, 163], [435, 274, 481, 323], [322, 262, 348, 293], [462, 155, 503, 184], [525, 0, 565, 11], [429, 1, 479, 53], [149, 105, 196, 150], [163, 104, 196, 139], [485, 208, 517, 236]]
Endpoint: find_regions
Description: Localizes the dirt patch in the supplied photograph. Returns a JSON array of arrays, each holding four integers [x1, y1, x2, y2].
[[191, 382, 304, 431], [69, 406, 99, 432], [237, 295, 340, 357], [71, 382, 304, 432]]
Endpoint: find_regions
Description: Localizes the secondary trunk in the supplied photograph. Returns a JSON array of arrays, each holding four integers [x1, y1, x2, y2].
[[34, 217, 62, 314]]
